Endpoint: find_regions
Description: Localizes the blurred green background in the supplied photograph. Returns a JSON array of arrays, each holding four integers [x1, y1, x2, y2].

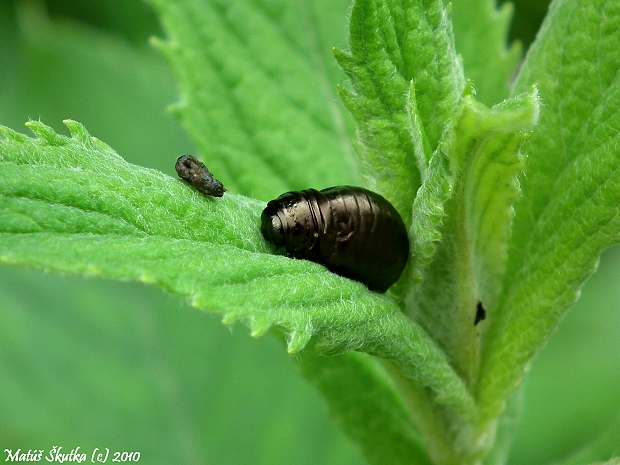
[[0, 1, 618, 464]]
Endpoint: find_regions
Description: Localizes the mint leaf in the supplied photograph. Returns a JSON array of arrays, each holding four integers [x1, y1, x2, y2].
[[296, 350, 433, 465], [4, 0, 618, 463], [0, 2, 192, 171], [0, 120, 349, 353], [478, 0, 620, 425], [334, 0, 466, 222], [407, 88, 539, 385], [450, 0, 521, 106], [549, 413, 620, 465], [145, 0, 360, 199], [0, 120, 474, 417], [481, 388, 524, 465]]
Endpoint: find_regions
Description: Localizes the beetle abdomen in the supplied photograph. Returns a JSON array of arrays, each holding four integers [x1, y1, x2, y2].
[[260, 186, 409, 293]]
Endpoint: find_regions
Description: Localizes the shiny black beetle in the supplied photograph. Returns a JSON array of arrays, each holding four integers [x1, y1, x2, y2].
[[260, 186, 409, 293]]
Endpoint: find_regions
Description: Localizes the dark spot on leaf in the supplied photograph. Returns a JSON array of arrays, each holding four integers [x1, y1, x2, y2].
[[475, 301, 486, 325]]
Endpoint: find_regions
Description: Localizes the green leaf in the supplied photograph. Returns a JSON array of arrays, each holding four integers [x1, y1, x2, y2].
[[0, 267, 358, 464], [547, 413, 620, 465], [509, 244, 620, 462], [295, 350, 433, 465], [5, 0, 619, 463], [482, 387, 524, 465], [449, 0, 521, 106], [478, 0, 620, 425], [0, 0, 193, 172], [406, 88, 539, 386], [0, 120, 474, 416], [0, 8, 363, 461], [145, 0, 360, 199], [334, 0, 466, 222]]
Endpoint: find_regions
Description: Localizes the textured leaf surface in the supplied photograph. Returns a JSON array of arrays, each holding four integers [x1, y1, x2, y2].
[[479, 0, 620, 425], [3, 0, 620, 463], [510, 244, 620, 464], [407, 89, 539, 385], [0, 120, 474, 416], [296, 350, 433, 465], [334, 0, 466, 222], [145, 0, 359, 200], [0, 9, 363, 463], [449, 0, 521, 106]]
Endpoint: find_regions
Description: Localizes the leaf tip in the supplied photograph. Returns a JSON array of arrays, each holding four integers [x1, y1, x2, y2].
[[249, 315, 272, 338], [333, 48, 355, 74], [332, 47, 346, 60], [286, 329, 313, 354], [166, 102, 187, 116], [63, 119, 96, 146], [25, 120, 67, 146], [221, 312, 237, 325], [463, 80, 476, 98], [0, 125, 29, 143], [149, 36, 179, 58]]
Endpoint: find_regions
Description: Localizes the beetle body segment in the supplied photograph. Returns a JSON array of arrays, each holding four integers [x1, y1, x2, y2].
[[261, 186, 409, 293]]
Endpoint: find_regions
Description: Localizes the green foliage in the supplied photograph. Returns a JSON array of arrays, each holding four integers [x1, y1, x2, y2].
[[479, 0, 620, 427], [547, 413, 620, 465], [1, 0, 619, 464], [334, 0, 465, 218], [408, 88, 539, 384], [449, 0, 521, 107], [147, 0, 360, 200], [296, 350, 433, 465]]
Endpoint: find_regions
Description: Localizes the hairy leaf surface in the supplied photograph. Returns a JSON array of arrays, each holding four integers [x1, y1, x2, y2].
[[479, 0, 620, 426]]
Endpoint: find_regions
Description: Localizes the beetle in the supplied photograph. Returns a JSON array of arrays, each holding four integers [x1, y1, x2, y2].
[[260, 186, 409, 293]]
